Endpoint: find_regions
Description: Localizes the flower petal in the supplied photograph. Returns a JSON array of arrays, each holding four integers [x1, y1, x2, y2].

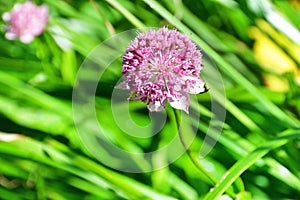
[[115, 80, 130, 90], [20, 34, 34, 43], [185, 77, 205, 94], [118, 27, 205, 114], [2, 12, 11, 21], [3, 2, 48, 43], [5, 32, 18, 40], [148, 101, 165, 112], [169, 94, 190, 114]]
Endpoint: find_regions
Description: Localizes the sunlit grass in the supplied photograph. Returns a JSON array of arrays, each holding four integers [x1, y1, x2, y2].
[[0, 0, 299, 199]]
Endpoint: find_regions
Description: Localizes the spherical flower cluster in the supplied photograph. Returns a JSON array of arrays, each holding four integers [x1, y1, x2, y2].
[[2, 1, 49, 43], [117, 27, 206, 113]]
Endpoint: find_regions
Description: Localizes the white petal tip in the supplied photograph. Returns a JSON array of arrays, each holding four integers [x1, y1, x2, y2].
[[170, 95, 189, 114], [115, 81, 130, 90], [148, 101, 164, 112], [20, 34, 34, 43], [186, 77, 205, 94], [2, 12, 11, 21], [5, 32, 17, 40]]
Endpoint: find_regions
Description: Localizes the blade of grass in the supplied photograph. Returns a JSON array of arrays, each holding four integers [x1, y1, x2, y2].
[[0, 187, 35, 200], [202, 59, 263, 133], [67, 176, 120, 199], [106, 0, 145, 28], [0, 95, 70, 135], [0, 138, 177, 200], [0, 71, 72, 119], [90, 0, 116, 35], [203, 129, 300, 200], [168, 173, 199, 200]]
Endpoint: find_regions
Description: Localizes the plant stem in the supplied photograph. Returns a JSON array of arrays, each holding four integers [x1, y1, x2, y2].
[[173, 108, 218, 184]]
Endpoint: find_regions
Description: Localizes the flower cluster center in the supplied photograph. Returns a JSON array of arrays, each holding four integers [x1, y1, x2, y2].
[[117, 27, 205, 113]]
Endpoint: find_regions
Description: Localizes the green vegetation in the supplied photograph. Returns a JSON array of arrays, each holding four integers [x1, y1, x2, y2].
[[0, 0, 299, 199]]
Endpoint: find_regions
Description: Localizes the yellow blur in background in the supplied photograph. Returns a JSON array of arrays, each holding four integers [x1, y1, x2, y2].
[[249, 19, 300, 92]]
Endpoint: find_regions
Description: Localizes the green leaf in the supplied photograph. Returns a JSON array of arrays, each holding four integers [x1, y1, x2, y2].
[[236, 191, 252, 200], [203, 129, 300, 200], [61, 50, 77, 86]]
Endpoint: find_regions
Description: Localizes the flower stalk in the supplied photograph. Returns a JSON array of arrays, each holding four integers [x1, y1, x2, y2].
[[173, 108, 218, 184]]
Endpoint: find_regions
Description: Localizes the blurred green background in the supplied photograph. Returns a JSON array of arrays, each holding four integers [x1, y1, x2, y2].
[[0, 0, 300, 199]]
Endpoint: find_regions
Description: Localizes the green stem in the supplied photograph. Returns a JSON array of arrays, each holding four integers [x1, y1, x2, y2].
[[173, 108, 218, 184], [173, 108, 241, 198]]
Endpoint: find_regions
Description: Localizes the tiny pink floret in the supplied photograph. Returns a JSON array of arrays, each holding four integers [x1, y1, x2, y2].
[[117, 27, 206, 113], [2, 1, 49, 43]]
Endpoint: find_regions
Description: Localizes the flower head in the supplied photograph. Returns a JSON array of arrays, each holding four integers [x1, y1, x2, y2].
[[117, 27, 206, 113], [2, 1, 48, 43]]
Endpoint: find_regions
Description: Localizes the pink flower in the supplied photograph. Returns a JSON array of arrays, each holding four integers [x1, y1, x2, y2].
[[117, 27, 206, 113], [2, 1, 48, 43]]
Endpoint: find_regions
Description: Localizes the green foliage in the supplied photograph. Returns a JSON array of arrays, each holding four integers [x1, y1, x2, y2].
[[0, 0, 299, 199]]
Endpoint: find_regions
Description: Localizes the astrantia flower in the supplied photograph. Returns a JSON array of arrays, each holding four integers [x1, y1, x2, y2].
[[117, 27, 206, 113], [2, 1, 48, 43]]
